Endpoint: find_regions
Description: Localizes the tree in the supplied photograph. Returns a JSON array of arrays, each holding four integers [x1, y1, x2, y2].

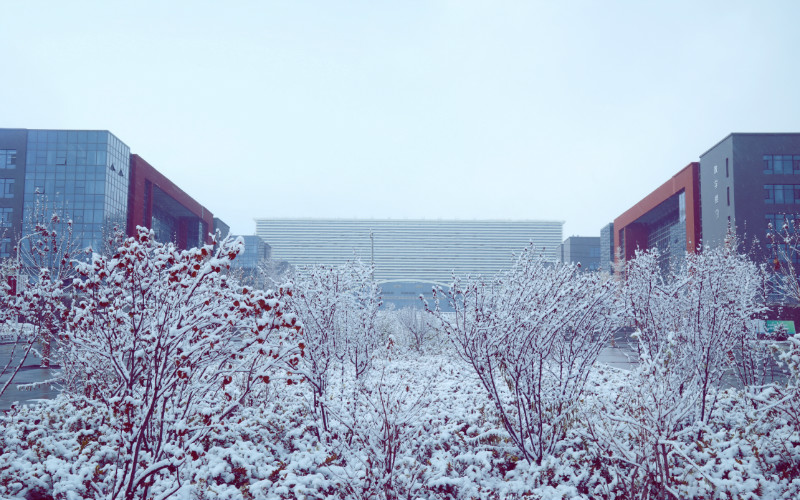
[[58, 228, 301, 500]]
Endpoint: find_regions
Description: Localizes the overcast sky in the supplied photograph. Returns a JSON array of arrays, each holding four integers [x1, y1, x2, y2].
[[2, 1, 800, 239]]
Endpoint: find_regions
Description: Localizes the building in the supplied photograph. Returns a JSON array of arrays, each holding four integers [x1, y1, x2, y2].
[[561, 236, 601, 271], [254, 218, 563, 307], [229, 234, 271, 286], [127, 154, 212, 249], [614, 162, 702, 270], [613, 132, 800, 272], [699, 133, 800, 257], [0, 128, 215, 257], [599, 223, 614, 273], [213, 217, 230, 238]]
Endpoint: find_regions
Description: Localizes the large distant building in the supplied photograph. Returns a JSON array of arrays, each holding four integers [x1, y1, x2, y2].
[[0, 128, 215, 257], [254, 218, 563, 306]]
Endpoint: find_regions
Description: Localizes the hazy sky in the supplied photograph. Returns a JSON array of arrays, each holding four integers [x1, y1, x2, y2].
[[2, 1, 800, 239]]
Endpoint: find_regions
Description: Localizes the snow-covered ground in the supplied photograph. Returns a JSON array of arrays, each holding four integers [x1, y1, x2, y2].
[[2, 343, 799, 500]]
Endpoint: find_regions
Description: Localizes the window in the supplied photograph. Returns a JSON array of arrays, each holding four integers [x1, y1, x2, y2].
[[727, 186, 730, 206], [0, 207, 11, 228], [0, 179, 14, 198], [726, 158, 729, 177], [763, 154, 800, 174], [0, 150, 16, 169], [764, 184, 800, 204], [0, 237, 10, 258]]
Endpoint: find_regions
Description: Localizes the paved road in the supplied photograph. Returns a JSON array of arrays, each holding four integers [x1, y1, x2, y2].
[[0, 340, 60, 410]]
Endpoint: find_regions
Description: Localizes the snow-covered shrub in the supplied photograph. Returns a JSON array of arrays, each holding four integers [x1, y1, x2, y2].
[[589, 239, 772, 498], [0, 205, 85, 398], [586, 334, 701, 499], [622, 239, 767, 424], [429, 244, 620, 466], [49, 228, 301, 500], [284, 260, 380, 435], [393, 306, 437, 353], [769, 335, 800, 435]]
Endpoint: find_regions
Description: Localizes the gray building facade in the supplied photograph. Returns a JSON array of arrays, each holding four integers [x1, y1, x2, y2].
[[700, 133, 800, 258], [561, 236, 601, 271], [254, 218, 564, 307]]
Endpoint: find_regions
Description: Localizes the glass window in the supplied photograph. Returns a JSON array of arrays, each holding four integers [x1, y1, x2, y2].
[[0, 207, 12, 228], [0, 150, 16, 169], [0, 178, 15, 198], [763, 154, 800, 174], [0, 237, 10, 258]]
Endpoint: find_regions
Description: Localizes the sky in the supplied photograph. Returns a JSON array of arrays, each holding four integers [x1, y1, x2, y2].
[[2, 1, 800, 239]]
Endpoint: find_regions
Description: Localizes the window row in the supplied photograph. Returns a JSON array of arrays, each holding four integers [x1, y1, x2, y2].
[[0, 150, 16, 169], [763, 155, 800, 175], [28, 150, 113, 167], [28, 130, 109, 144], [765, 213, 799, 234], [764, 184, 800, 204], [25, 180, 108, 196]]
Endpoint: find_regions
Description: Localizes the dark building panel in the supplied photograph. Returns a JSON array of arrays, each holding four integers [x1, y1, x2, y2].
[[561, 236, 601, 271], [213, 217, 230, 238]]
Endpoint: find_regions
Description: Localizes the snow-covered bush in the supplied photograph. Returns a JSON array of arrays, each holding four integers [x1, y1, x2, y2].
[[429, 244, 620, 466], [46, 228, 300, 500], [284, 260, 380, 435], [589, 238, 773, 498], [394, 306, 437, 353], [5, 235, 800, 500], [0, 204, 85, 398]]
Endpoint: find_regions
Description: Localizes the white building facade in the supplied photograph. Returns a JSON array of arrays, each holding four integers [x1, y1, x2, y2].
[[254, 218, 564, 306]]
